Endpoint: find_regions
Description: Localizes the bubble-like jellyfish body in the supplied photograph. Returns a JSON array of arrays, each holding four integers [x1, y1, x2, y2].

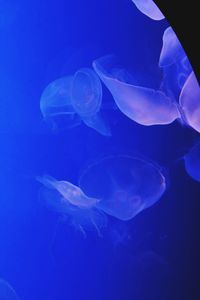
[[71, 68, 111, 136], [131, 0, 165, 21], [179, 72, 200, 133], [79, 155, 166, 221], [40, 69, 110, 136], [93, 55, 180, 126], [184, 142, 200, 182], [159, 27, 193, 100], [0, 279, 19, 300], [40, 76, 81, 129], [37, 175, 106, 235]]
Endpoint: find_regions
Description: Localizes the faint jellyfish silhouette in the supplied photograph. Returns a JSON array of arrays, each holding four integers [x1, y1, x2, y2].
[[159, 27, 193, 100], [37, 175, 107, 236], [79, 155, 166, 221], [184, 141, 200, 182], [40, 76, 81, 130], [71, 68, 111, 136], [93, 55, 180, 126], [131, 0, 165, 21], [179, 72, 200, 134], [40, 68, 111, 136], [0, 278, 19, 300]]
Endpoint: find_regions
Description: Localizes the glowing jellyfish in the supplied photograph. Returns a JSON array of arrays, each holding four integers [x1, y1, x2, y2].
[[184, 141, 200, 182], [40, 76, 81, 129], [71, 68, 111, 136], [93, 55, 180, 126], [159, 27, 193, 100], [37, 175, 106, 236], [0, 279, 19, 300], [179, 72, 200, 134], [131, 0, 165, 21], [79, 155, 166, 221], [40, 68, 110, 136]]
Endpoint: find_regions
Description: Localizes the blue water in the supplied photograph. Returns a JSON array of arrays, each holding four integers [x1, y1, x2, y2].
[[1, 0, 200, 299]]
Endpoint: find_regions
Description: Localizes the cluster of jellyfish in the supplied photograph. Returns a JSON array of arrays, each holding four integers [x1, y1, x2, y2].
[[37, 0, 200, 238]]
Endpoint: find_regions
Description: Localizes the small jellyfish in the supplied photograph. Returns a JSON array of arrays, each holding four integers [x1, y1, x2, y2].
[[40, 76, 81, 130], [159, 27, 193, 100], [131, 0, 165, 21], [93, 55, 180, 126], [37, 175, 106, 236], [40, 68, 110, 136], [184, 141, 200, 182], [0, 278, 19, 300], [71, 68, 111, 136], [79, 155, 166, 221], [179, 72, 200, 134]]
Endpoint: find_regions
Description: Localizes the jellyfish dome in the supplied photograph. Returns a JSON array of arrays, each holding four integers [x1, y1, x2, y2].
[[71, 68, 111, 136], [40, 68, 110, 136], [131, 0, 165, 21], [159, 27, 193, 100], [40, 76, 81, 129], [0, 279, 19, 300], [184, 142, 200, 182], [93, 55, 180, 126], [79, 155, 166, 221]]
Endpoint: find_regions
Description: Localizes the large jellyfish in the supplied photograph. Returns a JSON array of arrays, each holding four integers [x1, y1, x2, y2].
[[37, 175, 107, 236], [0, 279, 19, 300], [79, 155, 166, 221], [40, 68, 111, 136], [131, 0, 165, 21], [184, 141, 200, 182], [93, 55, 180, 126]]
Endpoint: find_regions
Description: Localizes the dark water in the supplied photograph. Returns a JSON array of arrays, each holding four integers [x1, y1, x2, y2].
[[0, 0, 200, 299]]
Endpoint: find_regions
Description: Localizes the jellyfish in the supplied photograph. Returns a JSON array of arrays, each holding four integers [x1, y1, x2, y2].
[[37, 175, 107, 236], [93, 55, 180, 126], [159, 27, 193, 100], [40, 68, 111, 136], [71, 68, 111, 136], [0, 278, 19, 300], [184, 141, 200, 182], [159, 27, 200, 132], [179, 72, 200, 134], [79, 155, 166, 221], [40, 76, 81, 129], [131, 0, 165, 21]]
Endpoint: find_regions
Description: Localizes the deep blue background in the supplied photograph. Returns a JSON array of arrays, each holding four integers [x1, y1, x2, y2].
[[0, 0, 200, 299]]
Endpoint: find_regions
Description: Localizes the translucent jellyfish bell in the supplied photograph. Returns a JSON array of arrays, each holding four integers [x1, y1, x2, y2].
[[71, 68, 111, 136], [131, 0, 165, 21], [40, 69, 111, 136], [159, 27, 192, 99], [79, 155, 166, 221], [37, 175, 106, 236], [184, 141, 200, 182], [0, 278, 20, 300], [93, 55, 180, 126], [159, 27, 187, 68], [179, 72, 200, 133], [40, 76, 81, 129]]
